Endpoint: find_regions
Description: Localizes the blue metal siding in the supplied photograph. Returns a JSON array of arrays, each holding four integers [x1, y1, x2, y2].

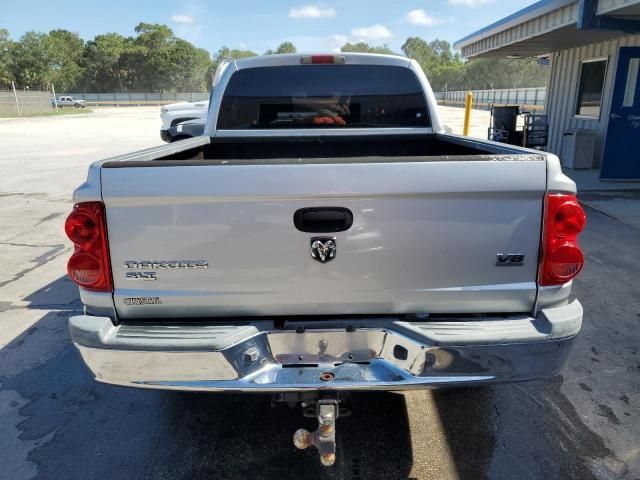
[[546, 35, 640, 166], [455, 0, 576, 50]]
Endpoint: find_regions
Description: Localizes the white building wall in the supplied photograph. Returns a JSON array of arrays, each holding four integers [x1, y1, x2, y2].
[[546, 34, 640, 167]]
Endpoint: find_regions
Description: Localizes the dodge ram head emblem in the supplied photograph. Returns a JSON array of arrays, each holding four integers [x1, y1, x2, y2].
[[310, 238, 336, 263]]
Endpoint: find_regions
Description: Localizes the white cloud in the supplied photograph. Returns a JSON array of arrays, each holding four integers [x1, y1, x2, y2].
[[288, 5, 336, 19], [171, 14, 195, 24], [350, 24, 393, 42], [448, 0, 494, 6], [330, 34, 349, 46], [325, 34, 347, 52], [405, 9, 442, 26], [276, 31, 392, 53]]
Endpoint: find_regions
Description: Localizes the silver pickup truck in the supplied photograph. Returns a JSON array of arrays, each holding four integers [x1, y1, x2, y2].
[[51, 95, 87, 108], [66, 53, 586, 465]]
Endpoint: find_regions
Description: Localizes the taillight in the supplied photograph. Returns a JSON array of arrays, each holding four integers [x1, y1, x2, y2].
[[300, 55, 346, 64], [539, 194, 586, 286], [65, 202, 113, 292]]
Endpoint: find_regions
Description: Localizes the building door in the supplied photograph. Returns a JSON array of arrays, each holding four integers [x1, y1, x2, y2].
[[601, 47, 640, 180]]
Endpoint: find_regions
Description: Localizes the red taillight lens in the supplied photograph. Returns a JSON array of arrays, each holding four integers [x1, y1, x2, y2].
[[311, 55, 336, 64], [65, 202, 112, 292], [546, 244, 585, 281], [65, 211, 98, 248], [67, 253, 102, 286], [539, 194, 586, 286], [553, 202, 586, 237], [300, 55, 346, 64]]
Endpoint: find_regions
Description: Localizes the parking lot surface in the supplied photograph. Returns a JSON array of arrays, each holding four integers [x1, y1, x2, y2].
[[0, 108, 638, 479]]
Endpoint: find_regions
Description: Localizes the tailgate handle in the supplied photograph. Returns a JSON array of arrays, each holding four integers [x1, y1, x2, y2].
[[294, 207, 353, 233]]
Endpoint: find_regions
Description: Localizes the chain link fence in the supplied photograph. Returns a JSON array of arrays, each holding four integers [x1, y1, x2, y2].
[[435, 87, 546, 111], [3, 86, 545, 117], [69, 92, 210, 106], [0, 84, 53, 117], [0, 86, 211, 117]]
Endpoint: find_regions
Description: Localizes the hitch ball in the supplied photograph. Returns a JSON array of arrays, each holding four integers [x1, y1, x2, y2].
[[293, 428, 311, 450]]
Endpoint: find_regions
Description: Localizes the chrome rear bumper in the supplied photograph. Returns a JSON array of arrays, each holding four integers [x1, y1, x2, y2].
[[69, 300, 582, 392]]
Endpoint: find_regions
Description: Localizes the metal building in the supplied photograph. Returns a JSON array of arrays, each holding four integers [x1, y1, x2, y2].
[[454, 0, 640, 180]]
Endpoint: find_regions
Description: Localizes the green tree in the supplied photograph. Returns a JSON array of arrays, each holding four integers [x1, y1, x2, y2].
[[2, 27, 549, 94], [461, 58, 548, 90], [10, 30, 86, 91], [118, 23, 214, 92], [11, 31, 50, 88], [81, 33, 133, 92], [340, 42, 396, 54], [400, 36, 547, 91], [128, 23, 175, 91], [276, 41, 296, 54], [401, 37, 464, 91], [168, 40, 212, 92], [44, 29, 84, 91], [0, 28, 12, 85], [266, 41, 297, 55], [214, 46, 258, 61], [207, 46, 257, 88]]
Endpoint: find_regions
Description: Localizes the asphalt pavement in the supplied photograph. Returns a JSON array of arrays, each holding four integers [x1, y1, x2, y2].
[[0, 107, 638, 479]]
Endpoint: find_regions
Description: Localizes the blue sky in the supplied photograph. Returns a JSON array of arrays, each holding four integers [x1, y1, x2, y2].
[[1, 0, 536, 53]]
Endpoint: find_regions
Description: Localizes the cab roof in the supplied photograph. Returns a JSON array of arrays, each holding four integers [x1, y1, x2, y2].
[[230, 53, 412, 70]]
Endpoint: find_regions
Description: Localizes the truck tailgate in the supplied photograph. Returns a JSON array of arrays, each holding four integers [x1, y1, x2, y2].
[[101, 159, 546, 319]]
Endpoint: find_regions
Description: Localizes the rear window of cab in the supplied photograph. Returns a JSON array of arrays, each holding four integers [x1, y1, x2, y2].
[[217, 65, 430, 130]]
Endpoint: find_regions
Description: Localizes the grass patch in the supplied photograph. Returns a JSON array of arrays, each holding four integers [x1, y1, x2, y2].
[[0, 108, 94, 118]]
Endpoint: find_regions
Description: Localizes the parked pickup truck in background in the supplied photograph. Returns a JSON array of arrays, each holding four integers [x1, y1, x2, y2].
[[160, 100, 208, 141], [51, 96, 87, 108], [66, 53, 586, 466]]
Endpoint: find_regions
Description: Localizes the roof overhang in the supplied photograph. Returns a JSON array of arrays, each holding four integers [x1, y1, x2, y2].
[[454, 0, 640, 59]]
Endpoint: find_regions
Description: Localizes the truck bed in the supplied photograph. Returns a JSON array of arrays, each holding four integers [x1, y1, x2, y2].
[[102, 133, 539, 167]]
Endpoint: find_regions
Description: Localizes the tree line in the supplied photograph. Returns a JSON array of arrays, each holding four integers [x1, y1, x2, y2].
[[0, 23, 548, 93], [342, 38, 548, 91]]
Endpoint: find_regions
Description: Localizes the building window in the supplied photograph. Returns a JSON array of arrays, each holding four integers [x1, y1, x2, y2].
[[575, 59, 608, 118]]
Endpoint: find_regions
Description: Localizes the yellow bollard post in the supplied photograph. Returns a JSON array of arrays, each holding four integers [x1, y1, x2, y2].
[[463, 91, 473, 136]]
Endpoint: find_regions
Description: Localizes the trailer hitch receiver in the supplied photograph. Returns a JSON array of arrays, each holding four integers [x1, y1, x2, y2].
[[293, 399, 338, 466]]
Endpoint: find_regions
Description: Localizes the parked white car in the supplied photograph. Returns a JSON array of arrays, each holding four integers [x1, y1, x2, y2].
[[160, 100, 209, 141]]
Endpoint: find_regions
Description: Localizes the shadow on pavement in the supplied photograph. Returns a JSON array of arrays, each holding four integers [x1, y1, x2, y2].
[[144, 391, 414, 479], [22, 274, 80, 310], [432, 387, 496, 479], [2, 276, 416, 480]]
